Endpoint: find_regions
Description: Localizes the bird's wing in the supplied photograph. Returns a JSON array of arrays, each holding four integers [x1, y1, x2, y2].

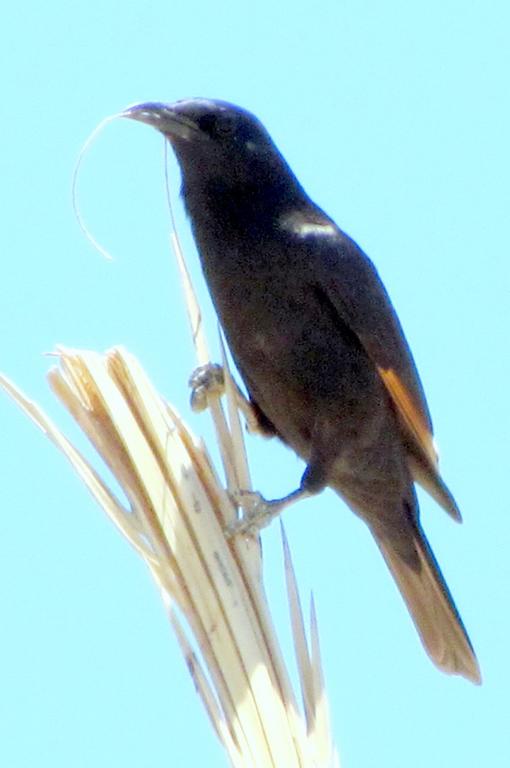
[[311, 229, 434, 446], [305, 225, 462, 516]]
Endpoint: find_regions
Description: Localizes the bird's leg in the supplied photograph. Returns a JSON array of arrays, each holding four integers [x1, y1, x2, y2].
[[227, 415, 334, 537], [188, 363, 274, 436], [227, 463, 328, 537], [227, 485, 313, 537]]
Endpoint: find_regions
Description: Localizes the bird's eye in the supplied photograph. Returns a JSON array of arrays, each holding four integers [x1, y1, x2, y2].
[[197, 113, 235, 139], [215, 114, 236, 137], [197, 114, 217, 135]]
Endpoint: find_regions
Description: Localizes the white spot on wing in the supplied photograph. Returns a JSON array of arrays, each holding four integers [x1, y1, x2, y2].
[[296, 221, 336, 237], [280, 212, 336, 239]]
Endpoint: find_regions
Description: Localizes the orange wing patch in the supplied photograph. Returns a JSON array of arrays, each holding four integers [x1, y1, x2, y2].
[[378, 366, 438, 470]]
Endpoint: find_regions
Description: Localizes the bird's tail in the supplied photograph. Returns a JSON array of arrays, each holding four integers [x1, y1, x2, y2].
[[373, 520, 481, 683]]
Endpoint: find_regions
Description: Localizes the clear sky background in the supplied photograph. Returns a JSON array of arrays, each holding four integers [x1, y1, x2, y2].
[[1, 1, 509, 766]]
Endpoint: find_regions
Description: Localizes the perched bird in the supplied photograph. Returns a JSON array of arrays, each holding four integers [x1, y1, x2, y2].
[[125, 98, 480, 683]]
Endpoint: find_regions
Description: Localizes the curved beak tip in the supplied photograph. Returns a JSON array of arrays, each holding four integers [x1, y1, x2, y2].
[[121, 102, 167, 126], [122, 102, 201, 143]]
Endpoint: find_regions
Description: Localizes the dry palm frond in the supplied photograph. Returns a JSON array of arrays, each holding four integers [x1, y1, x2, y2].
[[0, 348, 339, 767]]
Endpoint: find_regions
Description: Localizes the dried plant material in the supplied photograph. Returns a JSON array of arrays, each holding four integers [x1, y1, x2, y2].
[[0, 347, 339, 767], [71, 111, 125, 262]]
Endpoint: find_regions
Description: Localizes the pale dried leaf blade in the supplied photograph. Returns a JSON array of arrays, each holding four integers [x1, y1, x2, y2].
[[50, 348, 171, 547], [208, 398, 241, 499], [220, 332, 252, 493], [171, 229, 209, 366], [57, 349, 182, 572], [281, 524, 315, 729], [165, 601, 242, 761], [310, 597, 339, 768], [0, 372, 152, 561], [170, 224, 240, 501]]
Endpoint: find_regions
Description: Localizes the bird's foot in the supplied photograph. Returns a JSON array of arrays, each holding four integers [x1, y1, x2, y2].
[[226, 490, 284, 537], [188, 363, 268, 435], [188, 364, 225, 413], [227, 487, 310, 537]]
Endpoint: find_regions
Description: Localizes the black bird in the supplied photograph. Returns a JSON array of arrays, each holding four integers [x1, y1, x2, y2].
[[125, 98, 480, 683]]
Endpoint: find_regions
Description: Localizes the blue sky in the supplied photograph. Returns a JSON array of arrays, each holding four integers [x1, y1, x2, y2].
[[1, 1, 509, 765]]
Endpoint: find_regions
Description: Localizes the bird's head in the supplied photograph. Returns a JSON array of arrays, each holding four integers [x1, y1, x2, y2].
[[123, 98, 299, 199]]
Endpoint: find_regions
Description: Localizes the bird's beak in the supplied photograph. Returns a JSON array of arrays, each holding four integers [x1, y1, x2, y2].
[[122, 102, 201, 142]]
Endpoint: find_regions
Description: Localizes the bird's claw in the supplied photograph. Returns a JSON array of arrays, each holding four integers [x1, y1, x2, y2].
[[189, 363, 225, 413], [226, 490, 283, 537]]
